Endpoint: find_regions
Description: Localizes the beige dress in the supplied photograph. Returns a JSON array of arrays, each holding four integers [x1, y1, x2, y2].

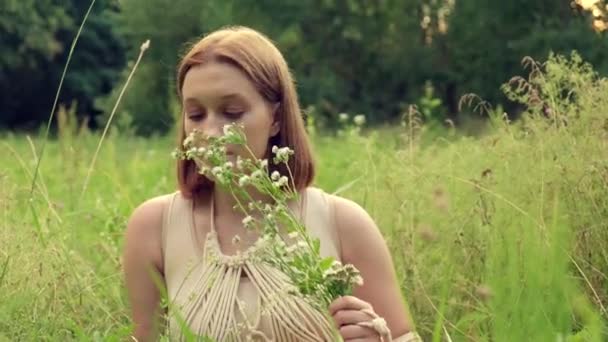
[[161, 187, 342, 341]]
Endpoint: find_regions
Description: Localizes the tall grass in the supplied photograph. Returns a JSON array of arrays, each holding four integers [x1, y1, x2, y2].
[[1, 54, 606, 341]]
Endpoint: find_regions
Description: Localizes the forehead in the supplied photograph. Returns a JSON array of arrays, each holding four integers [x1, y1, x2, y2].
[[181, 61, 259, 103]]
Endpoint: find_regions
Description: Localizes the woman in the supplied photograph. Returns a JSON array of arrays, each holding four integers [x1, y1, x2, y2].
[[123, 26, 421, 342]]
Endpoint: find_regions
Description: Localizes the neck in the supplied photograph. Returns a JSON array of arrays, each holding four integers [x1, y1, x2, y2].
[[211, 184, 274, 220]]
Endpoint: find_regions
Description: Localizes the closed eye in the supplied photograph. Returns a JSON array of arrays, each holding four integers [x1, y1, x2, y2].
[[224, 111, 244, 120], [188, 112, 205, 121]]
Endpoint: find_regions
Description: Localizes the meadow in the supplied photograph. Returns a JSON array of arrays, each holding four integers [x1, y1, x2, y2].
[[1, 53, 607, 341]]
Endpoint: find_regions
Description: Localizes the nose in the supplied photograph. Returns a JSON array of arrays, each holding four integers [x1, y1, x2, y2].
[[199, 112, 225, 138]]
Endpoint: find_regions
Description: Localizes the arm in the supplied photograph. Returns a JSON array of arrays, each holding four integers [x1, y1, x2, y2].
[[123, 197, 166, 341], [329, 195, 415, 341]]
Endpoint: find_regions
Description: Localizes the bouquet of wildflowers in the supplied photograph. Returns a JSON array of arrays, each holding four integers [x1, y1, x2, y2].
[[172, 123, 362, 310]]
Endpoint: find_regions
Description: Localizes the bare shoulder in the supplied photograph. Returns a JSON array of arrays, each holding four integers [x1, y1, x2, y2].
[[126, 194, 173, 232], [123, 193, 176, 339], [124, 193, 176, 273], [325, 194, 386, 259]]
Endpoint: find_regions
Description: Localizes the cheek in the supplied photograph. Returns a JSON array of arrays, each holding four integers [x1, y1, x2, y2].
[[240, 129, 271, 159], [241, 133, 267, 158]]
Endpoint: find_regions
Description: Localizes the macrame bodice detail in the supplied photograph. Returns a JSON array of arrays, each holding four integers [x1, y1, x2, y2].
[[161, 188, 342, 341]]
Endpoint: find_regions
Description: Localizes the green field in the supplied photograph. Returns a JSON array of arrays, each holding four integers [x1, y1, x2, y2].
[[1, 54, 607, 341]]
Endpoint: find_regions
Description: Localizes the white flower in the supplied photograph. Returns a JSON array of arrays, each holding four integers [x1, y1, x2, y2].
[[338, 113, 349, 122], [284, 240, 306, 254], [183, 134, 194, 147], [323, 268, 339, 278], [236, 156, 244, 169], [258, 235, 271, 246], [353, 114, 366, 126], [288, 232, 299, 239], [274, 146, 294, 163], [185, 149, 195, 159], [238, 175, 250, 187], [271, 171, 280, 181], [224, 161, 234, 169], [260, 159, 268, 168], [353, 275, 364, 286], [266, 213, 274, 221], [242, 216, 254, 228], [232, 235, 241, 245], [171, 150, 181, 159], [272, 145, 279, 154], [344, 264, 358, 273], [223, 125, 232, 136], [286, 244, 298, 253], [251, 170, 264, 180], [222, 124, 245, 143], [211, 166, 223, 176], [277, 176, 289, 187]]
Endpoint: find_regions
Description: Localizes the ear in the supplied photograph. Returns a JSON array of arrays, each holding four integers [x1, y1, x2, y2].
[[270, 102, 281, 137]]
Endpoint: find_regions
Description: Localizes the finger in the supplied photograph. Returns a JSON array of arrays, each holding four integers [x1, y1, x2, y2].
[[333, 309, 373, 327], [339, 324, 377, 340], [329, 296, 373, 316]]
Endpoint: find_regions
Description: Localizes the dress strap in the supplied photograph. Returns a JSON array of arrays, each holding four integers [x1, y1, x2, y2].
[[209, 191, 218, 233], [160, 192, 179, 263]]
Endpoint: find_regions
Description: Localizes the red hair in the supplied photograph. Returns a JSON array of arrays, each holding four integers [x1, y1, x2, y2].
[[175, 26, 315, 198]]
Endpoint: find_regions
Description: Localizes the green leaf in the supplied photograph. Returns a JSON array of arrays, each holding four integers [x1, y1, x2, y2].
[[319, 256, 335, 272], [313, 239, 321, 255]]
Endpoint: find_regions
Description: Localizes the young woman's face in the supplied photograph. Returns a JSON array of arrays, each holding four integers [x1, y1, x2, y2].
[[181, 61, 279, 164]]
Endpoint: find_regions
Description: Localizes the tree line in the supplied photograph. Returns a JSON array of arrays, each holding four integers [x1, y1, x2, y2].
[[1, 0, 607, 134]]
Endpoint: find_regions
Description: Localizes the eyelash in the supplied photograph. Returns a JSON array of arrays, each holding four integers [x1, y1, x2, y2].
[[224, 110, 244, 119], [187, 110, 244, 121], [188, 112, 204, 121]]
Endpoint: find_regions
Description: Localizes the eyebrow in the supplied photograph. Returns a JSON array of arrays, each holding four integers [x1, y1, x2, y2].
[[183, 93, 246, 104]]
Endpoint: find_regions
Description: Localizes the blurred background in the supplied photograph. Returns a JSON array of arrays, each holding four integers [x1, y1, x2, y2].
[[2, 0, 607, 135]]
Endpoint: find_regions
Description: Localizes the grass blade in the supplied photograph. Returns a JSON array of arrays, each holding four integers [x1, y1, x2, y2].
[[79, 40, 151, 201], [28, 0, 97, 199]]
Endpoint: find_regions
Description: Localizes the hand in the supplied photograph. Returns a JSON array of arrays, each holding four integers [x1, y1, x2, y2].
[[329, 296, 386, 342]]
